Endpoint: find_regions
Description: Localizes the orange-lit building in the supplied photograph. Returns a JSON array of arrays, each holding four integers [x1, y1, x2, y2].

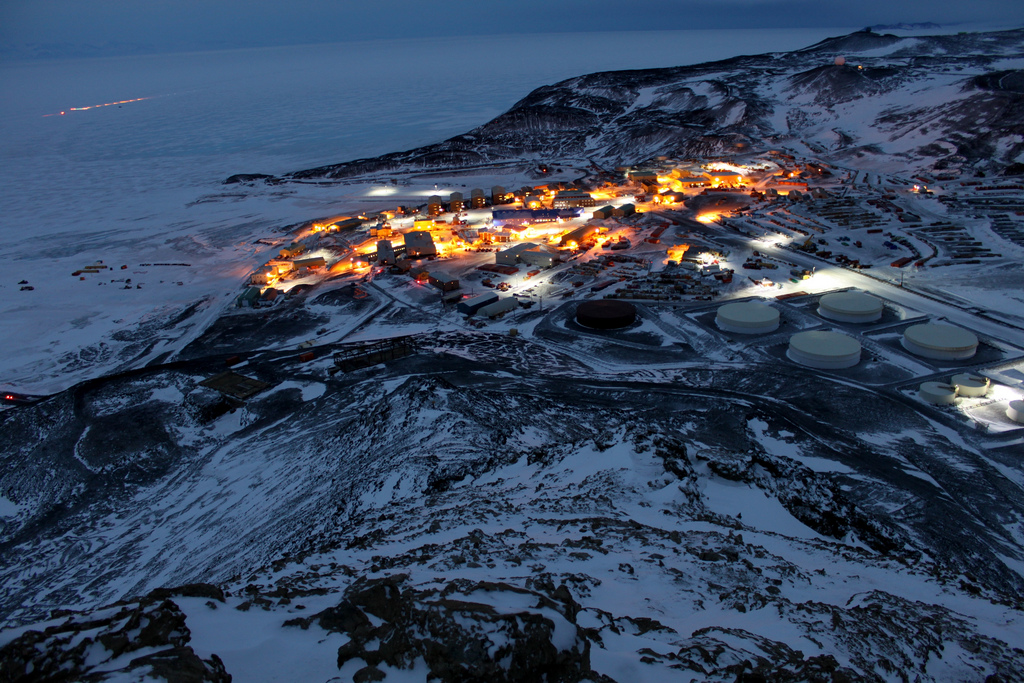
[[552, 189, 596, 208], [704, 170, 743, 186], [404, 231, 437, 258], [471, 188, 486, 208], [427, 196, 443, 216]]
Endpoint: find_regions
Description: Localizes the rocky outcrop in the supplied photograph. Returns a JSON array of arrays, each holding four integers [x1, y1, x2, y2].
[[285, 575, 611, 682], [0, 591, 230, 683], [3, 332, 1024, 680]]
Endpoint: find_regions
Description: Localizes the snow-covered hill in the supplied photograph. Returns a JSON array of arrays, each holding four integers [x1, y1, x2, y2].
[[261, 28, 1024, 182], [6, 27, 1024, 683]]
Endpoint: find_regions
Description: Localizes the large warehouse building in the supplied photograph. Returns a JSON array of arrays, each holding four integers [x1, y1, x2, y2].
[[787, 330, 861, 369], [716, 301, 780, 334], [457, 292, 498, 315], [491, 209, 579, 226], [559, 224, 598, 247], [817, 292, 883, 323], [477, 297, 519, 318], [901, 323, 978, 360], [552, 189, 597, 208]]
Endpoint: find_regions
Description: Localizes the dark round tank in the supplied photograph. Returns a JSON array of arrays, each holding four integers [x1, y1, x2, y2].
[[576, 300, 637, 330]]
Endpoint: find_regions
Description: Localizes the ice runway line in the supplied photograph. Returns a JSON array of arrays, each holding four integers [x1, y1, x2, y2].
[[43, 96, 155, 116]]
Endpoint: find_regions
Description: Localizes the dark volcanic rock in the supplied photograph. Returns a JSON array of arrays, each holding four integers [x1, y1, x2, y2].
[[0, 597, 230, 683], [223, 173, 275, 185], [291, 575, 611, 682]]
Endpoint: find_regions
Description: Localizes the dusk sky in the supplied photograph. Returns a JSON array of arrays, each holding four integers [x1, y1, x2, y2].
[[3, 0, 1024, 58]]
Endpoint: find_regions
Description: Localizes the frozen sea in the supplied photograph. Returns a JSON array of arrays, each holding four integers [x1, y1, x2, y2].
[[0, 28, 866, 392], [0, 29, 860, 242]]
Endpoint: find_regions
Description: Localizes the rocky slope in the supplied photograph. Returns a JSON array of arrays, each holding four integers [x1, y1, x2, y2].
[[3, 331, 1024, 681], [225, 28, 1024, 183]]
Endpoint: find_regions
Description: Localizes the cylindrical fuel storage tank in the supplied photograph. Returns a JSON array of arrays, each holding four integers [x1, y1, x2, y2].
[[817, 292, 883, 323], [787, 331, 861, 369], [576, 300, 637, 330], [920, 381, 958, 405], [951, 373, 990, 398], [1008, 400, 1024, 424], [716, 301, 780, 334], [902, 323, 978, 360]]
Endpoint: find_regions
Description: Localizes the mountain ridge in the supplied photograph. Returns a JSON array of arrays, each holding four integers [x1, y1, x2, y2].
[[225, 28, 1024, 185]]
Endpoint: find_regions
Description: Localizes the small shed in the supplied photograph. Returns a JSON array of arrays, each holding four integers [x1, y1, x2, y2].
[[199, 371, 271, 401], [428, 271, 460, 292], [236, 286, 262, 308]]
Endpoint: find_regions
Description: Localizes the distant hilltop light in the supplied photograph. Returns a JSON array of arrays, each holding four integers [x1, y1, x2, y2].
[[834, 55, 846, 66]]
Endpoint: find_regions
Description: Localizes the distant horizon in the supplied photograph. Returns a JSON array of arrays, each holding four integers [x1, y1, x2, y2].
[[3, 22, 1023, 64], [2, 0, 1023, 62]]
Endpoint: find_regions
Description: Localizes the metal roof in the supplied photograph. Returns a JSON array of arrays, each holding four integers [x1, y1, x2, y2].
[[199, 371, 271, 401], [477, 297, 519, 317]]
